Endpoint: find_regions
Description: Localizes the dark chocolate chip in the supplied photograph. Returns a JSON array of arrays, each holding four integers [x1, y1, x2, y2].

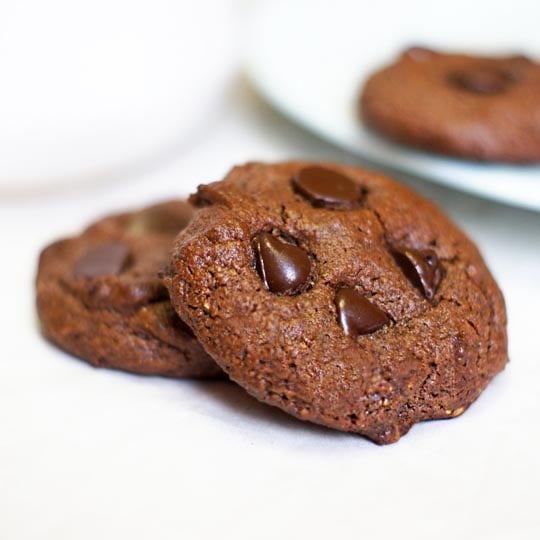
[[74, 243, 131, 278], [450, 69, 510, 94], [403, 46, 436, 61], [292, 166, 363, 208], [127, 203, 193, 235], [393, 248, 442, 301], [502, 55, 533, 81], [252, 233, 311, 294], [335, 288, 390, 337], [506, 54, 533, 64]]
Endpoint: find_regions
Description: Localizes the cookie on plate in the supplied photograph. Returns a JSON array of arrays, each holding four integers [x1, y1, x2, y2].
[[37, 200, 222, 378], [360, 47, 540, 162], [164, 162, 507, 444]]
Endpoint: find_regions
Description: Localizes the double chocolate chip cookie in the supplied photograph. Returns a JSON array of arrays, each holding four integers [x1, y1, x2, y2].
[[360, 47, 540, 162], [37, 201, 221, 378], [164, 162, 507, 444]]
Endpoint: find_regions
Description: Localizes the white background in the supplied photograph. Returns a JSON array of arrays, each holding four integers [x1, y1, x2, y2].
[[1, 1, 539, 539]]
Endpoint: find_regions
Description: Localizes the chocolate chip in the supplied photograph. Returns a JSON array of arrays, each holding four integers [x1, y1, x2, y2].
[[252, 233, 311, 294], [127, 202, 193, 235], [403, 46, 436, 61], [74, 243, 131, 278], [335, 288, 390, 336], [506, 54, 532, 65], [292, 166, 363, 208], [450, 69, 510, 94], [502, 55, 533, 81], [393, 248, 442, 301]]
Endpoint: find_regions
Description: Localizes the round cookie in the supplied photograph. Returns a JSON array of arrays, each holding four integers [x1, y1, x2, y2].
[[164, 162, 507, 444], [360, 47, 540, 162], [37, 200, 222, 378]]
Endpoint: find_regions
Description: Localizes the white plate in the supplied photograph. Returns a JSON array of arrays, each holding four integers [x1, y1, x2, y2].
[[246, 0, 540, 211]]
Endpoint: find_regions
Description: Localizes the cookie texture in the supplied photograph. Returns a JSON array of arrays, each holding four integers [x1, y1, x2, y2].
[[37, 200, 222, 378], [360, 47, 540, 162], [164, 162, 507, 444]]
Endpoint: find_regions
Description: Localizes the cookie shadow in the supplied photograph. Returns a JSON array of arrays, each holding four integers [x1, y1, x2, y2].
[[191, 378, 358, 441]]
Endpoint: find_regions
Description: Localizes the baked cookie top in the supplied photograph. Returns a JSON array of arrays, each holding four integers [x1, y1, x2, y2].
[[360, 47, 540, 162], [165, 162, 507, 443], [37, 200, 221, 378]]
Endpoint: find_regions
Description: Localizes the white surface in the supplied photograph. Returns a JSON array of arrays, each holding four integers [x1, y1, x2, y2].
[[0, 0, 236, 191], [246, 0, 540, 211], [2, 5, 540, 540]]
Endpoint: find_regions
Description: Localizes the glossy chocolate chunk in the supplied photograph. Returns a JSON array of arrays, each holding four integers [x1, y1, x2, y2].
[[450, 69, 510, 94], [403, 46, 436, 62], [127, 201, 193, 235], [335, 288, 390, 337], [393, 248, 442, 301], [502, 55, 533, 81], [252, 233, 311, 294], [292, 166, 363, 208], [74, 242, 131, 278]]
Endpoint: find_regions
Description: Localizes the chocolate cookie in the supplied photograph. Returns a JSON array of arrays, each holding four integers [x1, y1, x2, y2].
[[164, 162, 507, 444], [360, 47, 540, 162], [37, 200, 221, 378]]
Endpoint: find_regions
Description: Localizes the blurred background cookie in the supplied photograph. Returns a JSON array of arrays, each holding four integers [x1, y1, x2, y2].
[[360, 48, 540, 162]]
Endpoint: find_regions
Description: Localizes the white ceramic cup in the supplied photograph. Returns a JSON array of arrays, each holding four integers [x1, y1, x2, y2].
[[0, 0, 237, 192]]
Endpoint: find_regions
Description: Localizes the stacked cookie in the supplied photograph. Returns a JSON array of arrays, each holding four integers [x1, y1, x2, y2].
[[37, 200, 222, 378], [37, 162, 508, 443]]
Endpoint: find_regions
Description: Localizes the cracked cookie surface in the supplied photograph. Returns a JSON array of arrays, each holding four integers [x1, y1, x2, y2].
[[360, 48, 540, 162], [37, 200, 222, 378], [164, 162, 507, 443]]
